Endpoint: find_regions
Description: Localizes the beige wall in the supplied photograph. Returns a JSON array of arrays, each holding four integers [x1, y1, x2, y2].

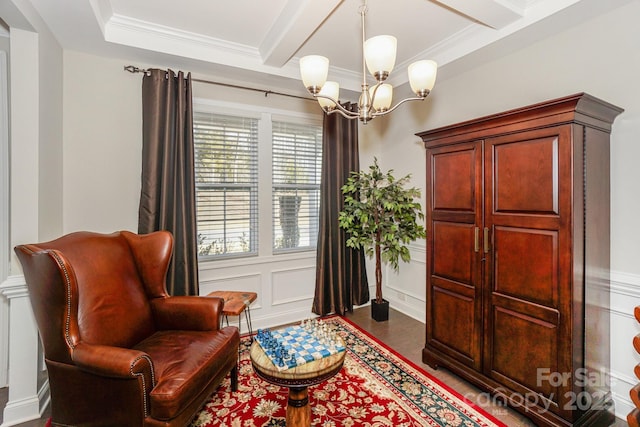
[[2, 0, 63, 267], [37, 30, 63, 242], [62, 51, 323, 235], [62, 51, 142, 234]]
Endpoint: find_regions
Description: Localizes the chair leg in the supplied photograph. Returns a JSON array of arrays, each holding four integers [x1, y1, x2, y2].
[[230, 364, 238, 392]]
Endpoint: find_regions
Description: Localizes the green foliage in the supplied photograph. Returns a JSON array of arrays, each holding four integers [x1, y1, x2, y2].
[[338, 158, 426, 302], [198, 232, 249, 256]]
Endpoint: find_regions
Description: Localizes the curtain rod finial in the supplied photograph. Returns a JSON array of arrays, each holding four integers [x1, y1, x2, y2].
[[124, 65, 150, 75]]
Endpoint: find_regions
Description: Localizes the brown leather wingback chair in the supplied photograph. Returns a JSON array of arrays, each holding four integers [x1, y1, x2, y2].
[[15, 230, 239, 427]]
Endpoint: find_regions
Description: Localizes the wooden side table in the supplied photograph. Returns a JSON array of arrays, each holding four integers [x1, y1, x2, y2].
[[207, 290, 257, 340]]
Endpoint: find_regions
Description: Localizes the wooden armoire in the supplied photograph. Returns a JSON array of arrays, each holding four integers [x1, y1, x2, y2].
[[417, 93, 623, 427]]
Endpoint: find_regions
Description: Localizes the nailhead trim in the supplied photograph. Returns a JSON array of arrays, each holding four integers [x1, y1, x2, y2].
[[49, 251, 75, 351], [131, 354, 155, 418]]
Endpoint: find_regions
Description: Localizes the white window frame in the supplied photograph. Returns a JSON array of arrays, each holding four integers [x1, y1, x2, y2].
[[193, 107, 260, 260], [271, 119, 322, 254], [193, 98, 322, 263]]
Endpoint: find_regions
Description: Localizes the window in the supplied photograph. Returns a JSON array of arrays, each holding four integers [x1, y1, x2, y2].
[[194, 112, 258, 258], [193, 103, 322, 260], [272, 121, 322, 252]]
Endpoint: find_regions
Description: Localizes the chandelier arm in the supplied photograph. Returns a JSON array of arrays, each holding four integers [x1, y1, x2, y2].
[[368, 81, 383, 109], [371, 96, 427, 117], [326, 108, 361, 120], [313, 94, 360, 117]]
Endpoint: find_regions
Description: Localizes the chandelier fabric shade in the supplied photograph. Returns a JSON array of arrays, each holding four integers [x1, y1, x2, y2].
[[299, 1, 437, 124]]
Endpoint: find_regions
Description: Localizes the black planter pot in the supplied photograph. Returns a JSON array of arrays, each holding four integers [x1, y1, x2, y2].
[[371, 299, 389, 322]]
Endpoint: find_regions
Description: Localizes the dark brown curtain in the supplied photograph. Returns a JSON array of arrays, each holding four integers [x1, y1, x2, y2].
[[138, 68, 199, 296], [312, 105, 369, 315]]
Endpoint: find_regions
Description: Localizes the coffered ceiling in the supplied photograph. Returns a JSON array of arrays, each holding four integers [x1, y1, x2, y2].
[[24, 0, 627, 94]]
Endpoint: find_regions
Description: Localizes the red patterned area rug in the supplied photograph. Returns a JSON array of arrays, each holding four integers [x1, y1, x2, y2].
[[191, 316, 507, 427]]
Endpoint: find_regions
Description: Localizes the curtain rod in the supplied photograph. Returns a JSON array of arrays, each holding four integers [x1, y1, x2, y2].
[[124, 65, 314, 102]]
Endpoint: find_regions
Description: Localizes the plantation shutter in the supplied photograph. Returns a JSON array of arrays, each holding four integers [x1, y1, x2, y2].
[[193, 112, 258, 257], [272, 121, 322, 252]]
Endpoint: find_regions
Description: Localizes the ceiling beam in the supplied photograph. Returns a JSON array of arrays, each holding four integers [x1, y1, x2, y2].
[[259, 0, 342, 67], [433, 0, 525, 29]]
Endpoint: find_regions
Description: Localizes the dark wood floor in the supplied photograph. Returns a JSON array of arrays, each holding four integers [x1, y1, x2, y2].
[[0, 307, 625, 426]]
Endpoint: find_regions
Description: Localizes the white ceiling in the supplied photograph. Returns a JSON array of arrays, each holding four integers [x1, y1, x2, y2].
[[24, 0, 628, 96]]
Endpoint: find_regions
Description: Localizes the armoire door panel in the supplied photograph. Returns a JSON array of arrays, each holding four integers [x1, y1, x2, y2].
[[492, 135, 559, 215], [491, 293, 560, 325], [490, 306, 560, 394], [432, 221, 476, 285], [493, 226, 559, 308], [431, 146, 479, 212], [430, 285, 479, 366]]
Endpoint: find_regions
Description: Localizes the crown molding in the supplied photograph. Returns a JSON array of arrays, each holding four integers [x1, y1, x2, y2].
[[100, 13, 367, 91]]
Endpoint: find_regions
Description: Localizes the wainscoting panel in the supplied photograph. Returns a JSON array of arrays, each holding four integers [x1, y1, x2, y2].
[[0, 275, 46, 426], [199, 272, 262, 309], [610, 271, 640, 419], [198, 253, 318, 332], [382, 243, 426, 323], [271, 265, 315, 306]]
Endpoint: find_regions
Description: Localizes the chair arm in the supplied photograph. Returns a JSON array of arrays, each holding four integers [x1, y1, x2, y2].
[[71, 342, 155, 387], [151, 296, 223, 331]]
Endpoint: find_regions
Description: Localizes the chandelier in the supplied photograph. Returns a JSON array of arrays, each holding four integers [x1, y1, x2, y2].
[[299, 1, 437, 124]]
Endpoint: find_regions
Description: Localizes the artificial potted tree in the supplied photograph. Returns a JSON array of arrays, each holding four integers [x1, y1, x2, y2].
[[338, 158, 426, 321]]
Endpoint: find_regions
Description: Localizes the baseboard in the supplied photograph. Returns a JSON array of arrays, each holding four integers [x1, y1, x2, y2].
[[0, 395, 39, 427], [386, 294, 425, 324], [37, 379, 50, 418], [0, 378, 48, 427]]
